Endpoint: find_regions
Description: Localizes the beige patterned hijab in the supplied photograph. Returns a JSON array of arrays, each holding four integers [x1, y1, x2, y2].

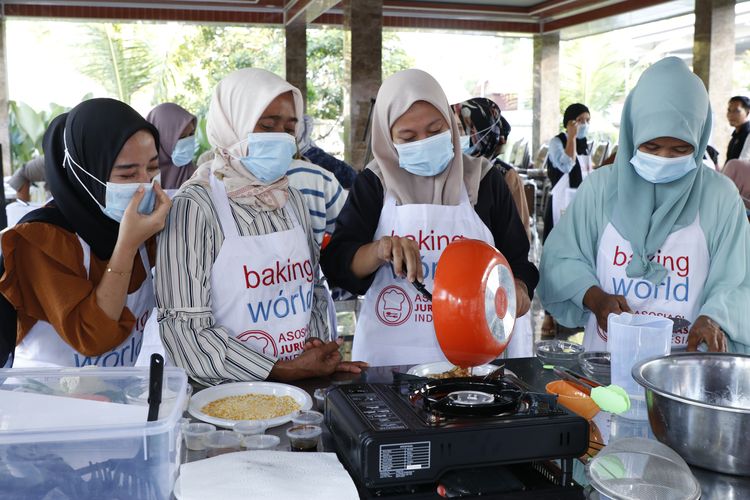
[[189, 68, 304, 210], [368, 69, 492, 206]]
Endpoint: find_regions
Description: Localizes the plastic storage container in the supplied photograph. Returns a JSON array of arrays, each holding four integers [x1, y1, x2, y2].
[[0, 366, 188, 500]]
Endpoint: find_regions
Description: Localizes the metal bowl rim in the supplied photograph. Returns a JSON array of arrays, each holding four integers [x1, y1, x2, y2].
[[632, 352, 750, 414]]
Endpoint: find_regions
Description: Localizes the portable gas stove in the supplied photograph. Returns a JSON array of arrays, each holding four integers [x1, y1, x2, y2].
[[325, 369, 589, 497]]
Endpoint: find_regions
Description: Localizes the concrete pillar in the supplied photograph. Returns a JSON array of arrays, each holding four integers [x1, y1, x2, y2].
[[285, 21, 307, 107], [693, 0, 735, 165], [343, 0, 382, 169], [532, 32, 560, 157], [0, 19, 10, 177]]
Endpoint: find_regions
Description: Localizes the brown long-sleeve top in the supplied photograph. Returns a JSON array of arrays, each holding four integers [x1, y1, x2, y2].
[[0, 222, 155, 356]]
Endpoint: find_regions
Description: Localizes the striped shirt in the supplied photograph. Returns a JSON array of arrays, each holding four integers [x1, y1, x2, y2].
[[154, 182, 329, 387], [287, 160, 347, 247]]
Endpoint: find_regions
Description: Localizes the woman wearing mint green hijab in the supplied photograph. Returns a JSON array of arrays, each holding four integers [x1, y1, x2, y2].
[[539, 57, 750, 353]]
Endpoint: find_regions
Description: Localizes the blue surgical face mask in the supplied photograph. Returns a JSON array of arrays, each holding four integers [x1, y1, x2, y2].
[[102, 181, 156, 222], [576, 123, 589, 139], [171, 135, 196, 167], [64, 135, 158, 223], [459, 135, 471, 154], [394, 130, 454, 177], [232, 132, 296, 184], [630, 150, 697, 184]]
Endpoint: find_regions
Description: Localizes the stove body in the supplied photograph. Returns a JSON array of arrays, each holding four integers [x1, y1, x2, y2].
[[325, 375, 589, 492]]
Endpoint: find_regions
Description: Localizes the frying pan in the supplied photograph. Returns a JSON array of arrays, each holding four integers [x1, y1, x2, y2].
[[414, 238, 517, 367]]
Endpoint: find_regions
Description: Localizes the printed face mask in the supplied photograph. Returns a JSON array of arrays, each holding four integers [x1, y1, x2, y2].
[[630, 149, 697, 184], [64, 135, 158, 223], [171, 135, 196, 167], [231, 132, 297, 184], [394, 130, 454, 177], [460, 117, 503, 156]]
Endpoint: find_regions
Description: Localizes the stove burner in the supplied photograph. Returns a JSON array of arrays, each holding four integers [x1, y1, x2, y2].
[[447, 390, 495, 406], [414, 379, 523, 417]]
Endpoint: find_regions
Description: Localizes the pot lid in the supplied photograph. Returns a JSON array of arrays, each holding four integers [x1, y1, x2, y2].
[[587, 438, 701, 500]]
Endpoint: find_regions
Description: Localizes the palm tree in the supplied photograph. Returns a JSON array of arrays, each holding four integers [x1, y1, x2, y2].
[[79, 24, 158, 105]]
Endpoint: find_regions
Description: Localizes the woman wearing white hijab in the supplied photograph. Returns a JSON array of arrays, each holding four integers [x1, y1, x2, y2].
[[321, 69, 538, 366], [155, 68, 365, 386]]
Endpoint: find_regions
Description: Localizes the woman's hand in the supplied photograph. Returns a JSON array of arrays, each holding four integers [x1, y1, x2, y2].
[[377, 235, 423, 282], [514, 279, 531, 317], [687, 316, 727, 352], [117, 182, 172, 252], [351, 235, 423, 282], [565, 120, 579, 139], [583, 286, 632, 332]]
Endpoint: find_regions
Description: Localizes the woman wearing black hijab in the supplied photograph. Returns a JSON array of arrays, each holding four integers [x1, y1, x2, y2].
[[0, 98, 171, 368], [541, 102, 591, 336]]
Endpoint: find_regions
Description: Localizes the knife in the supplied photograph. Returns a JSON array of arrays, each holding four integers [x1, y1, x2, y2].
[[411, 280, 433, 301], [147, 353, 164, 422]]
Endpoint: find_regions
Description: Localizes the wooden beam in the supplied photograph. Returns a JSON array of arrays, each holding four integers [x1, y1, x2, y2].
[[3, 3, 284, 22], [542, 0, 673, 32], [383, 1, 528, 16], [284, 0, 338, 25]]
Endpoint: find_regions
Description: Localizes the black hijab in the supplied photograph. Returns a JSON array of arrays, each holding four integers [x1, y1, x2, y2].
[[43, 98, 159, 260], [563, 103, 590, 155]]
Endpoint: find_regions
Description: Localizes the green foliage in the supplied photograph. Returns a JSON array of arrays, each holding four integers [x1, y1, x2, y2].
[[26, 22, 415, 162], [170, 26, 285, 115], [9, 100, 73, 171], [79, 24, 158, 104], [560, 39, 628, 116], [383, 31, 415, 79], [307, 27, 344, 119]]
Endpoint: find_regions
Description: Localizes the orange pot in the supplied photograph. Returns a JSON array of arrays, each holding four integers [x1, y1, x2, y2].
[[432, 239, 516, 368]]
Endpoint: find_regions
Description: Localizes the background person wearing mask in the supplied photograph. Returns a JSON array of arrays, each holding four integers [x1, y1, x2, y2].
[[451, 97, 530, 239], [539, 57, 750, 354], [322, 69, 538, 366], [0, 98, 170, 367], [541, 102, 592, 337], [146, 103, 198, 197], [544, 102, 592, 240], [726, 96, 750, 163], [155, 69, 365, 386]]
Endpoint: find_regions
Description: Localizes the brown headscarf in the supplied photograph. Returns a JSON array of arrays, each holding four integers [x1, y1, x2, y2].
[[190, 68, 304, 210], [146, 102, 197, 190], [723, 159, 750, 209], [368, 69, 492, 206]]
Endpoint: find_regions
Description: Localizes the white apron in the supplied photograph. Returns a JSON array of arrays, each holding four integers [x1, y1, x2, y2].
[[503, 312, 533, 359], [14, 237, 153, 368], [583, 217, 709, 352], [207, 175, 313, 361], [353, 187, 495, 366], [551, 154, 591, 225]]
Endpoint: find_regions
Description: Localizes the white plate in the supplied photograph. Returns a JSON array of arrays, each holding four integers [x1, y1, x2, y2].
[[188, 381, 312, 429], [407, 362, 504, 378]]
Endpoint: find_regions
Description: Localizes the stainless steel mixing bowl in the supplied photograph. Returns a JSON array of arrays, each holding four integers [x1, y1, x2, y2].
[[632, 353, 750, 476]]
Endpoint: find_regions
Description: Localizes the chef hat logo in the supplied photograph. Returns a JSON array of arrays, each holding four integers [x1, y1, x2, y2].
[[383, 289, 406, 311]]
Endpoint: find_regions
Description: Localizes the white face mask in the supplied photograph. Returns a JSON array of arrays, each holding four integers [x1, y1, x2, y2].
[[64, 135, 158, 222]]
